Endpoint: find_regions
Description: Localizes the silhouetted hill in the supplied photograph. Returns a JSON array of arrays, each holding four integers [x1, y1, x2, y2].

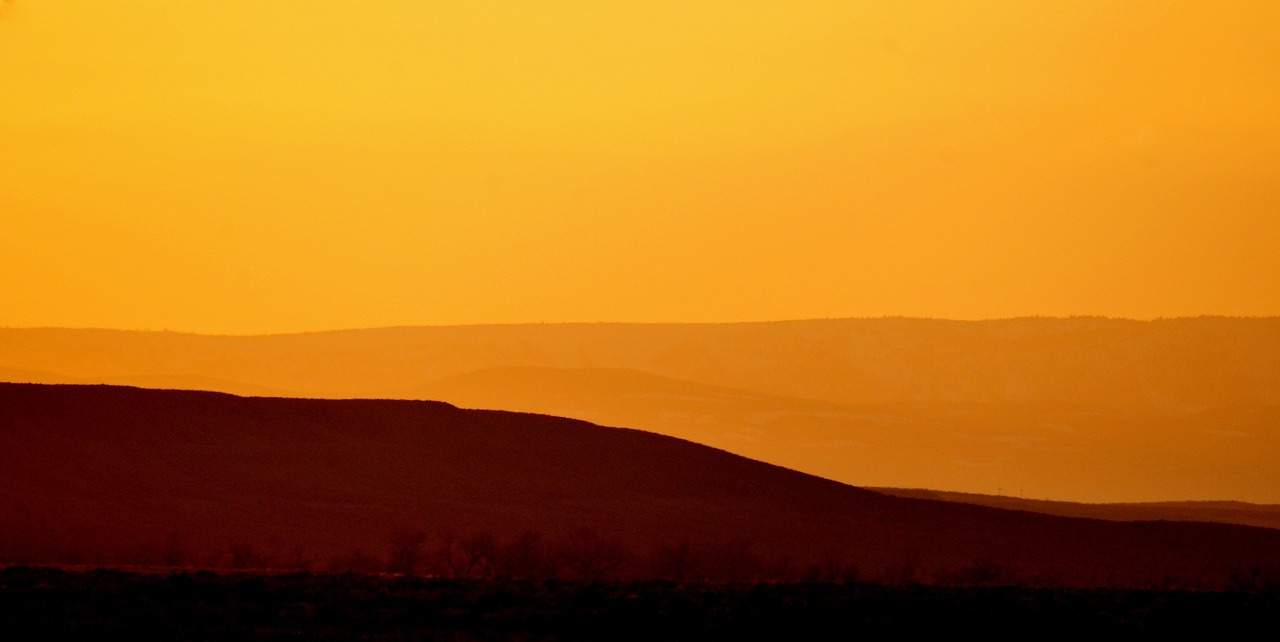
[[3, 383, 1279, 588], [0, 366, 293, 398], [2, 318, 1278, 503], [871, 488, 1280, 531], [407, 367, 1280, 504]]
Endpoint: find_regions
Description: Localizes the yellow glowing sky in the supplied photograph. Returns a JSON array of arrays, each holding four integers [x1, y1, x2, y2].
[[3, 1, 1278, 334]]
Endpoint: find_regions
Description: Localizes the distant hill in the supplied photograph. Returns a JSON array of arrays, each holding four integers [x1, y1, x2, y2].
[[3, 318, 1277, 410], [407, 366, 1280, 505], [871, 488, 1280, 531], [0, 367, 294, 398], [2, 317, 1278, 503], [3, 383, 1280, 589]]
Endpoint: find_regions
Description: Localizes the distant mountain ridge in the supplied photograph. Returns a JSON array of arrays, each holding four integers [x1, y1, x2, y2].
[[3, 317, 1277, 409], [4, 382, 1280, 589]]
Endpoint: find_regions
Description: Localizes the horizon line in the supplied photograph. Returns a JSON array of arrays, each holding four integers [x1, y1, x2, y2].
[[2, 314, 1276, 338]]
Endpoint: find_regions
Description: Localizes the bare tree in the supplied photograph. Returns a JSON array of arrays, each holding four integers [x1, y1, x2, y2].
[[438, 529, 497, 578], [558, 528, 629, 582], [497, 530, 546, 580], [160, 533, 191, 569], [285, 544, 319, 572], [460, 533, 498, 578], [328, 549, 382, 574], [802, 552, 859, 584], [650, 539, 701, 581], [388, 526, 429, 577], [703, 537, 760, 581], [229, 543, 265, 570]]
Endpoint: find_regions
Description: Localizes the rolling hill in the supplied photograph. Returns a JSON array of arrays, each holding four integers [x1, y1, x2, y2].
[[871, 488, 1280, 531], [3, 383, 1279, 589], [407, 366, 1280, 505], [2, 318, 1278, 503]]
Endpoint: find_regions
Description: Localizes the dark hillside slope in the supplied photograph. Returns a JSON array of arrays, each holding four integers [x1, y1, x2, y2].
[[3, 383, 1279, 588], [4, 318, 1278, 504], [872, 488, 1280, 531]]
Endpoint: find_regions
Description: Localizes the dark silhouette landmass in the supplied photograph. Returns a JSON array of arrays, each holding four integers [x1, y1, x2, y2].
[[870, 487, 1280, 531], [3, 383, 1279, 589], [2, 317, 1277, 503], [405, 366, 1280, 506], [4, 567, 1277, 639]]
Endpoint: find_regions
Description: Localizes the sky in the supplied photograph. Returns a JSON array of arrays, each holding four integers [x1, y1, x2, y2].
[[3, 1, 1279, 334]]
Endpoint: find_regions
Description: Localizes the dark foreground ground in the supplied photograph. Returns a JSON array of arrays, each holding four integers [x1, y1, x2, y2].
[[2, 566, 1278, 640]]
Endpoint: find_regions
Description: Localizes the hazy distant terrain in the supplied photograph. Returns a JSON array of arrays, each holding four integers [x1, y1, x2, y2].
[[871, 488, 1280, 531], [4, 383, 1280, 589], [2, 318, 1276, 503]]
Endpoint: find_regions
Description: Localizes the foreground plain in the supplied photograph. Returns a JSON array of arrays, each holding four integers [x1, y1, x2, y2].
[[3, 566, 1278, 639]]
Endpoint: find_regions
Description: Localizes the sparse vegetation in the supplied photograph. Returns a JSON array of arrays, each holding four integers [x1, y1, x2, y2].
[[387, 526, 428, 577], [2, 565, 1277, 639], [19, 525, 1277, 592]]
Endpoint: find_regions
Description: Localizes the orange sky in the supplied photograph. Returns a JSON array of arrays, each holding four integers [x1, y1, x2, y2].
[[3, 1, 1278, 334]]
